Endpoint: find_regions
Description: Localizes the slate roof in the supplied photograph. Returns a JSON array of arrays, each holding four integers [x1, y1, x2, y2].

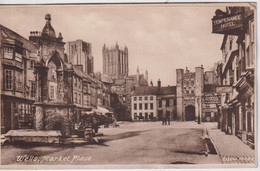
[[133, 86, 176, 96], [0, 24, 37, 52]]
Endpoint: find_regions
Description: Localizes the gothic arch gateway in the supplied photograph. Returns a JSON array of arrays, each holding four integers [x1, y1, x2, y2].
[[185, 105, 195, 121]]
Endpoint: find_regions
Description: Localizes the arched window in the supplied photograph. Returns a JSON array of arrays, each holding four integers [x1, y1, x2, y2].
[[48, 61, 58, 100]]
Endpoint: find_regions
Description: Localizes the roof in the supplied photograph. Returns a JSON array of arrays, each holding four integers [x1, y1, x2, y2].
[[158, 86, 176, 95], [0, 24, 37, 52], [101, 74, 113, 84], [133, 86, 176, 96]]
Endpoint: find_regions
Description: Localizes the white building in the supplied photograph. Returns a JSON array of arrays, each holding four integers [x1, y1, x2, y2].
[[131, 87, 158, 120]]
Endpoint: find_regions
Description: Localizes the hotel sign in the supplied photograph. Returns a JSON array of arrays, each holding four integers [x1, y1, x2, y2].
[[212, 14, 243, 34], [216, 86, 233, 94], [204, 96, 220, 104]]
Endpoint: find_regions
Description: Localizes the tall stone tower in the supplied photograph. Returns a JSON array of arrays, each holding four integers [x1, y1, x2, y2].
[[66, 40, 94, 74], [102, 43, 129, 79], [176, 69, 184, 120], [195, 65, 204, 123]]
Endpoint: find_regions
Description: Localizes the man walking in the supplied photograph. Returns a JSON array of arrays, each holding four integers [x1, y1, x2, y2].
[[166, 111, 170, 125], [162, 111, 166, 125]]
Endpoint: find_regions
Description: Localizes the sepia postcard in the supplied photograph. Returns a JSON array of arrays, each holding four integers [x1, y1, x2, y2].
[[0, 2, 257, 169]]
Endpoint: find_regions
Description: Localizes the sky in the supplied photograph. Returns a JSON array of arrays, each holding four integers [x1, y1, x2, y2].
[[0, 4, 226, 86]]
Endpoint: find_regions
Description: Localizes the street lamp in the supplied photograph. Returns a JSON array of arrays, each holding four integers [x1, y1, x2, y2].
[[197, 97, 201, 124]]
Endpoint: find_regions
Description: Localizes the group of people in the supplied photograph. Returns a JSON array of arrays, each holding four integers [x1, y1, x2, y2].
[[162, 112, 170, 125]]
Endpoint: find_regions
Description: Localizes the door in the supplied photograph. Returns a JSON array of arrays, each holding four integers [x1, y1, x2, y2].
[[4, 101, 11, 133]]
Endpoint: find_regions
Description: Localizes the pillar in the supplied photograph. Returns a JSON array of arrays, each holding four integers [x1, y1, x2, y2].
[[35, 105, 44, 130]]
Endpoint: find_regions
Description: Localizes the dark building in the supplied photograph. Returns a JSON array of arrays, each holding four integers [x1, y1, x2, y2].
[[212, 7, 255, 148], [0, 24, 38, 134]]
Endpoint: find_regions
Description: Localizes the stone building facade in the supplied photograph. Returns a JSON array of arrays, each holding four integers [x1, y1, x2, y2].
[[28, 14, 111, 137], [102, 43, 128, 80], [176, 66, 219, 122], [0, 24, 38, 134], [66, 40, 94, 75], [212, 7, 255, 148]]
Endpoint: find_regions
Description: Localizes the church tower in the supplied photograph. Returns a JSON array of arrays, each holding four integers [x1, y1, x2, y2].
[[102, 42, 129, 79]]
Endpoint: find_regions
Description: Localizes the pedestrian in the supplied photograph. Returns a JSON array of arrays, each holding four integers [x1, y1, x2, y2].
[[162, 111, 166, 125], [166, 112, 170, 125]]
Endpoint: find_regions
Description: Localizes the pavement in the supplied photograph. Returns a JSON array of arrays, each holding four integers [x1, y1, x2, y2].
[[205, 123, 256, 165]]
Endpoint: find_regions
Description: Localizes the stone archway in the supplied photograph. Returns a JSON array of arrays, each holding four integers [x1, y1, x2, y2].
[[185, 105, 195, 121]]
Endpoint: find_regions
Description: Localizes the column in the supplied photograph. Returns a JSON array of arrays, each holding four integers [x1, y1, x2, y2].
[[35, 105, 44, 130]]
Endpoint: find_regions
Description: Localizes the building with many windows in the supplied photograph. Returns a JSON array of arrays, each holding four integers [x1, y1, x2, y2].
[[212, 7, 255, 148], [0, 24, 38, 134], [131, 87, 157, 121], [131, 80, 177, 121]]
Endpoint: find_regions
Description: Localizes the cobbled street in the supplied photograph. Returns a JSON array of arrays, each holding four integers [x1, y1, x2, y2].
[[1, 121, 221, 165]]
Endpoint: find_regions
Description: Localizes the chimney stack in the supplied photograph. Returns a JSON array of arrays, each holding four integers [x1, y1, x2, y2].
[[157, 79, 161, 87]]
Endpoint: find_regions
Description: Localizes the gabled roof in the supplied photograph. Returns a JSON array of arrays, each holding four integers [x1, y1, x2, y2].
[[0, 24, 37, 52]]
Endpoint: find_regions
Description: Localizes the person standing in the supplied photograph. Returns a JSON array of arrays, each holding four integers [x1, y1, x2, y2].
[[166, 111, 170, 125], [162, 111, 166, 125]]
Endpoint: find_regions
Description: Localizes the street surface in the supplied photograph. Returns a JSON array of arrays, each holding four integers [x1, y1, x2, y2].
[[1, 121, 221, 165]]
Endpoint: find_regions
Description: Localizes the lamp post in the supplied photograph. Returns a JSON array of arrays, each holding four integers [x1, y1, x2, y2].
[[197, 97, 201, 124]]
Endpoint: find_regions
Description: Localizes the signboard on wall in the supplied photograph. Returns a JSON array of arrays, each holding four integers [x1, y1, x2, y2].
[[212, 14, 243, 34], [204, 96, 220, 104], [216, 86, 233, 94]]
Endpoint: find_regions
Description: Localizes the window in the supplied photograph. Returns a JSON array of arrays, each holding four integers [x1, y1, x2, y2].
[[150, 96, 153, 100], [30, 60, 35, 69], [134, 113, 137, 120], [166, 99, 169, 107], [79, 79, 81, 89], [49, 85, 55, 99], [144, 96, 148, 100], [150, 103, 153, 110], [186, 90, 189, 94], [139, 113, 143, 118], [150, 112, 154, 119], [15, 71, 23, 91], [139, 97, 142, 101], [78, 93, 81, 104], [145, 103, 148, 110], [159, 100, 162, 107], [174, 99, 177, 106], [5, 69, 13, 90], [145, 113, 148, 119], [74, 92, 77, 103], [134, 97, 137, 101], [139, 103, 142, 110], [191, 90, 194, 94], [74, 77, 77, 87], [134, 103, 137, 110], [30, 82, 36, 98], [4, 47, 13, 59], [15, 52, 22, 62], [229, 40, 233, 50]]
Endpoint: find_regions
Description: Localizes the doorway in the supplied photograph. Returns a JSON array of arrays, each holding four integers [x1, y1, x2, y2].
[[185, 105, 195, 121]]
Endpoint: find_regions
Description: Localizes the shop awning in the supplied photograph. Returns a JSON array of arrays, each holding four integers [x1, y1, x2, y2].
[[93, 106, 112, 115]]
